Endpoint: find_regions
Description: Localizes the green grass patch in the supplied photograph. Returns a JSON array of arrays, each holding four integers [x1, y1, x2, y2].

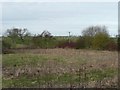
[[2, 54, 67, 68], [84, 68, 117, 82]]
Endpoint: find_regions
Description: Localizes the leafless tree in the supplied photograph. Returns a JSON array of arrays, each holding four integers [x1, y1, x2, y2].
[[82, 25, 108, 37], [5, 28, 30, 42]]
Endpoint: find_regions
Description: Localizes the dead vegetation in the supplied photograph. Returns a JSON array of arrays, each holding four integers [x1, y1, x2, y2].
[[2, 49, 118, 88]]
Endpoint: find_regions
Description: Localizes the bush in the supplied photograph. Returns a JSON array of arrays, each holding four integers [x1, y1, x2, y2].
[[2, 40, 13, 54], [105, 39, 117, 51], [76, 36, 86, 49], [92, 33, 110, 50], [57, 41, 77, 48], [32, 36, 57, 48]]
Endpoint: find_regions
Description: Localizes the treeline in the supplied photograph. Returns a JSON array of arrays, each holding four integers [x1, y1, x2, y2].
[[2, 25, 118, 53]]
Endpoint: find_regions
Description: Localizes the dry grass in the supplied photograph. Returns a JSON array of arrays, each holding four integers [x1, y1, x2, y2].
[[2, 48, 118, 88]]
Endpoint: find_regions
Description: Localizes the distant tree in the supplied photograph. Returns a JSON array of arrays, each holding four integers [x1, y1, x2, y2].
[[82, 25, 108, 37], [40, 30, 52, 38], [32, 31, 56, 48], [79, 25, 109, 49], [5, 28, 30, 42]]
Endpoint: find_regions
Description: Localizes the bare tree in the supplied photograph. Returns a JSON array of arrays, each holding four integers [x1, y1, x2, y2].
[[82, 25, 108, 37], [40, 30, 52, 38], [6, 28, 30, 42]]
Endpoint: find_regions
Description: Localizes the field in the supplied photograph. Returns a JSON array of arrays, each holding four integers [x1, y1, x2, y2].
[[2, 49, 118, 88]]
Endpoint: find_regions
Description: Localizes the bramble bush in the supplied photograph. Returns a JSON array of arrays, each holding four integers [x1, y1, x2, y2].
[[76, 36, 86, 49], [105, 39, 118, 51], [57, 40, 77, 48]]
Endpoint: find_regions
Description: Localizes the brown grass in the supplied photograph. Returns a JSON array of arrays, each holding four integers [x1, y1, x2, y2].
[[2, 48, 118, 88]]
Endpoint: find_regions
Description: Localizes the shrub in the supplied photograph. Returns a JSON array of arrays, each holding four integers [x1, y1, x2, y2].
[[105, 40, 118, 51], [2, 40, 13, 54], [57, 41, 77, 48], [92, 33, 110, 50], [32, 36, 57, 48], [76, 36, 86, 49]]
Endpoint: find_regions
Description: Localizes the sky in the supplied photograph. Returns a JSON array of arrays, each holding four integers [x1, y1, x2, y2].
[[1, 2, 118, 36], [0, 0, 119, 2], [118, 2, 120, 35]]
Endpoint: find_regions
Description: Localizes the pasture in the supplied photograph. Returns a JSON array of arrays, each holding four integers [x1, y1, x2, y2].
[[2, 49, 118, 88]]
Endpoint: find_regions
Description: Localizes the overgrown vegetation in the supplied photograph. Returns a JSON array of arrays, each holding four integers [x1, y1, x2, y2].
[[2, 25, 118, 54], [1, 25, 118, 88]]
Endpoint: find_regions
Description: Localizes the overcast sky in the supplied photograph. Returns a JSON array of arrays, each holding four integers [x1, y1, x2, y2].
[[1, 2, 118, 36]]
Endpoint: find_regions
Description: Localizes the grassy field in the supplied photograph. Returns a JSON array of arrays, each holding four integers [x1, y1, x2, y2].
[[2, 49, 118, 88]]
